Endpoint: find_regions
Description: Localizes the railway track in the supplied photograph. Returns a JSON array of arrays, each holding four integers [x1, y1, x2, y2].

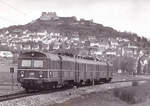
[[110, 78, 148, 84], [0, 87, 68, 102], [0, 91, 36, 102], [0, 83, 18, 86], [0, 78, 149, 102]]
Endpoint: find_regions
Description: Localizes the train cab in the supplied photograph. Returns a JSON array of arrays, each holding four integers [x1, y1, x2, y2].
[[17, 51, 49, 89]]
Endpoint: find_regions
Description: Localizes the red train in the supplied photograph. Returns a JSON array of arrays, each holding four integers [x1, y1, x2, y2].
[[17, 51, 113, 91]]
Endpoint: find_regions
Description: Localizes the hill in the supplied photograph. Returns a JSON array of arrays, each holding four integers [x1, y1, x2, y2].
[[0, 12, 149, 56]]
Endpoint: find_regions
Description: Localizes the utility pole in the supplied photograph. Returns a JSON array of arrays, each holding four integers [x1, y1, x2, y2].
[[10, 67, 14, 91]]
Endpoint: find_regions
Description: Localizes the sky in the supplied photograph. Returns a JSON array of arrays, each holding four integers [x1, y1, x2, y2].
[[0, 0, 150, 38]]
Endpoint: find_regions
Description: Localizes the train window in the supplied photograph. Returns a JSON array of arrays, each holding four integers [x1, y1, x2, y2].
[[34, 60, 43, 68], [21, 60, 31, 67]]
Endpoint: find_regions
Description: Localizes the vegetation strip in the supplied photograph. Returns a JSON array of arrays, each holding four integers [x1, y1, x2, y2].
[[0, 79, 146, 103]]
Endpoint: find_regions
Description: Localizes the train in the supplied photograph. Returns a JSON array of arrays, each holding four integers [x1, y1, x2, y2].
[[17, 51, 113, 91]]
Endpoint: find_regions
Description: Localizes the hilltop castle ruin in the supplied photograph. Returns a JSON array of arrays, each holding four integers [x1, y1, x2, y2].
[[40, 12, 59, 20]]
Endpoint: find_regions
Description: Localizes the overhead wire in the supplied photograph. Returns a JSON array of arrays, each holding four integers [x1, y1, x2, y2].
[[0, 0, 29, 26], [0, 0, 26, 16]]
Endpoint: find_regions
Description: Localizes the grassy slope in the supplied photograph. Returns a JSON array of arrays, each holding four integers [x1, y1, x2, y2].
[[51, 91, 128, 106], [50, 81, 150, 106]]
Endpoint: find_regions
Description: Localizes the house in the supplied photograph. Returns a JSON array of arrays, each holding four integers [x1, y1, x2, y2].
[[22, 44, 31, 50], [99, 41, 110, 50], [123, 47, 138, 57], [53, 43, 60, 50], [90, 42, 100, 47], [37, 30, 48, 36], [0, 51, 13, 58], [0, 39, 8, 46], [109, 38, 119, 48], [78, 49, 89, 56], [23, 30, 29, 34], [88, 36, 96, 41], [0, 34, 4, 37]]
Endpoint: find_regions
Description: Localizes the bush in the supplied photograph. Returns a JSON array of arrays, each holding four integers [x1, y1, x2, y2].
[[113, 85, 148, 104], [132, 81, 138, 86]]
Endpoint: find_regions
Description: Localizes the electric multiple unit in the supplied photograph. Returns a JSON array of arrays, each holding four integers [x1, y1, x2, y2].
[[17, 51, 113, 91]]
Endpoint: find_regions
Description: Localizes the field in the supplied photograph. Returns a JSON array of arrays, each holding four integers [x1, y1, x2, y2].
[[52, 81, 150, 106]]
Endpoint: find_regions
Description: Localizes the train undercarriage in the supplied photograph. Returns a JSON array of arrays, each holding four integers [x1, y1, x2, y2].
[[21, 78, 112, 92]]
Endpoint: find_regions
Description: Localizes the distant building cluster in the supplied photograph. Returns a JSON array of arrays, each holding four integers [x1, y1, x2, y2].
[[0, 27, 145, 59], [0, 12, 149, 63], [40, 12, 59, 20]]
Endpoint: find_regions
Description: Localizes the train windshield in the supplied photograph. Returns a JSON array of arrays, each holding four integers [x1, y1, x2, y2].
[[33, 60, 43, 68], [21, 60, 32, 67]]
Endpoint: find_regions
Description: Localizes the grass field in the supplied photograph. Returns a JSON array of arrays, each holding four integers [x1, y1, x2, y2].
[[51, 81, 150, 106]]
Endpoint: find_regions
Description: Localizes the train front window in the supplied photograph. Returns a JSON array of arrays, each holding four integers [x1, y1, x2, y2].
[[34, 60, 43, 68], [21, 60, 31, 67]]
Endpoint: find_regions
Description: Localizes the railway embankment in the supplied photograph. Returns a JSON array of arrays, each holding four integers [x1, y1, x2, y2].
[[49, 80, 150, 106], [0, 79, 147, 106]]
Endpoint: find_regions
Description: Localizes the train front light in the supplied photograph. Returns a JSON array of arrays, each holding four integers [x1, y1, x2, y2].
[[39, 71, 43, 78], [39, 74, 42, 78], [20, 71, 24, 77]]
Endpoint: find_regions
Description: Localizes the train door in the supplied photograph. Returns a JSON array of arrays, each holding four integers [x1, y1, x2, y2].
[[84, 63, 87, 82], [96, 64, 99, 79], [75, 62, 79, 83], [58, 56, 63, 85], [90, 64, 93, 80], [106, 62, 110, 79]]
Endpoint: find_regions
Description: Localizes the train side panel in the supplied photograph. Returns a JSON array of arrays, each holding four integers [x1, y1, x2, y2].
[[17, 51, 113, 91]]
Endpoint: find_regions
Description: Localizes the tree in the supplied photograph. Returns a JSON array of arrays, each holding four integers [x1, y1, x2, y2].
[[113, 56, 136, 74], [137, 58, 141, 74]]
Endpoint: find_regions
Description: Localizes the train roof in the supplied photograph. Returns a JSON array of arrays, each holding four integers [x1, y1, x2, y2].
[[19, 51, 46, 58], [19, 51, 60, 61], [18, 51, 109, 65], [76, 58, 107, 65], [45, 53, 60, 61], [60, 55, 75, 62]]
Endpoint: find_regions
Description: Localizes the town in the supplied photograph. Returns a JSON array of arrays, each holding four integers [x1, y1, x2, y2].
[[0, 12, 149, 75]]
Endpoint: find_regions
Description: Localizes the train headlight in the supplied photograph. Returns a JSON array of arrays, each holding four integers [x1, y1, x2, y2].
[[21, 74, 24, 77], [39, 74, 42, 78], [20, 71, 24, 77], [39, 71, 43, 78]]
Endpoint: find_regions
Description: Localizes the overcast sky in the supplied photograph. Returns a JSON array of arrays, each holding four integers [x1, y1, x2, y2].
[[0, 0, 150, 38]]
